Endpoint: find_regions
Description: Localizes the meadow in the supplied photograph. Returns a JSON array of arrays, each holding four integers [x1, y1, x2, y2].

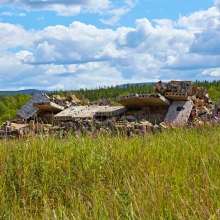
[[0, 125, 220, 219]]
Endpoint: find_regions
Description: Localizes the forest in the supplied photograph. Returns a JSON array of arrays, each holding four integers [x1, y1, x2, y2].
[[0, 80, 220, 124]]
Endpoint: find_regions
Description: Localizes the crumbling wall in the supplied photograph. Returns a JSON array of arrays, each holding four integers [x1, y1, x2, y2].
[[164, 100, 194, 125]]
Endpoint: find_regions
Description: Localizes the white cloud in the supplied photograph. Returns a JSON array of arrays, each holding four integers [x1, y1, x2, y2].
[[0, 51, 33, 84], [100, 7, 130, 25], [199, 68, 220, 77], [215, 0, 220, 10], [51, 5, 81, 16], [1, 0, 111, 16], [0, 11, 26, 16], [1, 2, 220, 90], [0, 0, 136, 24], [163, 54, 220, 70], [177, 7, 220, 32], [0, 23, 33, 51], [189, 25, 220, 55], [24, 21, 117, 64], [45, 64, 67, 76], [118, 18, 193, 56], [124, 0, 138, 8], [18, 13, 26, 16], [1, 12, 13, 16]]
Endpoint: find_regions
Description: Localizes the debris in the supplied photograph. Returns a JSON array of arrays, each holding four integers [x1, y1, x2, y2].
[[93, 98, 111, 106], [164, 100, 194, 125], [164, 92, 190, 101], [54, 105, 126, 121], [33, 101, 65, 112], [17, 93, 49, 119], [116, 93, 170, 110], [1, 80, 220, 139]]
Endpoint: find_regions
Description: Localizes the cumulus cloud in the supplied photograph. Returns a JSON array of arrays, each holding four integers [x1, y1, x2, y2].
[[1, 0, 111, 16], [215, 0, 220, 10], [0, 50, 33, 86], [23, 21, 117, 65], [0, 23, 33, 51], [117, 18, 193, 56], [1, 2, 220, 90], [0, 0, 136, 24], [1, 12, 13, 16], [177, 7, 220, 32], [18, 13, 26, 16], [163, 54, 220, 70], [199, 68, 220, 77], [0, 11, 26, 16], [100, 7, 130, 25], [190, 25, 220, 55], [124, 0, 138, 8]]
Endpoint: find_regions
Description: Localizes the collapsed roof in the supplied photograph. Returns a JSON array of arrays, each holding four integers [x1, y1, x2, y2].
[[116, 80, 215, 125], [54, 105, 126, 121], [116, 93, 170, 110], [15, 80, 216, 127], [17, 93, 49, 119], [33, 101, 64, 112]]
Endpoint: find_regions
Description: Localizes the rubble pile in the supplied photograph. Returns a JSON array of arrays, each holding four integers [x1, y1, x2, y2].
[[0, 80, 220, 139], [92, 98, 112, 106], [49, 93, 81, 108], [153, 81, 215, 123]]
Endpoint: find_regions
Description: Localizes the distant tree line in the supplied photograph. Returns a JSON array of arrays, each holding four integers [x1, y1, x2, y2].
[[0, 93, 31, 124], [77, 84, 154, 102], [0, 80, 220, 124], [194, 80, 220, 101]]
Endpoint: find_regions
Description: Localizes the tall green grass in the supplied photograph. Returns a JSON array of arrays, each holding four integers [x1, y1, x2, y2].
[[0, 126, 220, 219]]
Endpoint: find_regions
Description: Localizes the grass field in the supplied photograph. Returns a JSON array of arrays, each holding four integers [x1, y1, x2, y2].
[[0, 125, 220, 219]]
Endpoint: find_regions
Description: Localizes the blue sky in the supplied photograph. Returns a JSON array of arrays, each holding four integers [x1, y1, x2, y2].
[[0, 0, 220, 91]]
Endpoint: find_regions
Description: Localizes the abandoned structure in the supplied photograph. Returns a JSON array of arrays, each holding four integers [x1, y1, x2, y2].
[[54, 105, 126, 121], [116, 81, 214, 125], [0, 80, 218, 138]]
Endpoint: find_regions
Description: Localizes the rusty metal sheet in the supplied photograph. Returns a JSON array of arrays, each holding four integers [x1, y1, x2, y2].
[[164, 100, 194, 125]]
